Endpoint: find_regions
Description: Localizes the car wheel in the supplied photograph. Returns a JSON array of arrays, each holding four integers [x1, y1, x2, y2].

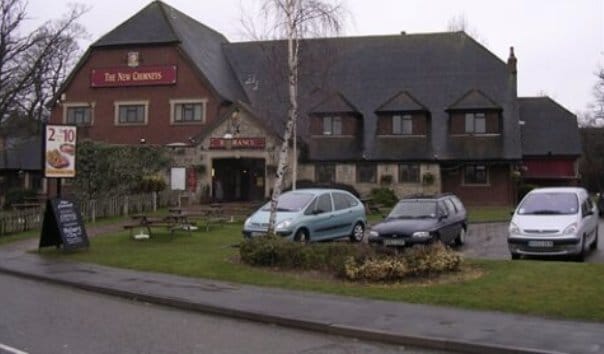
[[454, 227, 466, 246], [511, 253, 520, 260], [349, 222, 364, 242], [590, 227, 598, 251], [574, 235, 586, 262], [294, 228, 309, 243]]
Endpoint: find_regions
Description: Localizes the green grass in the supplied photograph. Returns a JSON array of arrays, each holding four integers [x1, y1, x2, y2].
[[38, 223, 604, 322]]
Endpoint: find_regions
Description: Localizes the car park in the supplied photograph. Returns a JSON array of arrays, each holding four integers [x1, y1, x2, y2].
[[367, 194, 467, 248], [507, 187, 599, 261], [242, 189, 366, 243]]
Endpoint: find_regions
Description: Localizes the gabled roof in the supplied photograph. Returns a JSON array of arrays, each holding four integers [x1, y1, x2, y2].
[[91, 1, 246, 104], [375, 90, 428, 112], [519, 97, 581, 156], [448, 89, 501, 111], [310, 92, 360, 114], [225, 32, 521, 161]]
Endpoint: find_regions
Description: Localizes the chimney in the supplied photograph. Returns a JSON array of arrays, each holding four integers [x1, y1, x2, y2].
[[507, 46, 517, 74]]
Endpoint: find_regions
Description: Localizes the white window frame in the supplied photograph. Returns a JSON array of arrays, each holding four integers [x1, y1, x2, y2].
[[63, 102, 94, 126], [393, 114, 413, 135], [169, 98, 207, 124], [464, 112, 486, 134], [114, 100, 149, 126], [322, 116, 342, 136]]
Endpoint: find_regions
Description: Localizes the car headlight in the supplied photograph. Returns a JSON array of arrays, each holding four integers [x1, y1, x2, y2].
[[276, 219, 293, 230], [412, 231, 430, 238], [509, 222, 520, 235], [369, 230, 379, 238], [563, 222, 577, 236]]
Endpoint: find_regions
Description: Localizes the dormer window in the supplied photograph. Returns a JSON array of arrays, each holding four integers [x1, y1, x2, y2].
[[393, 114, 413, 135], [323, 116, 342, 135], [465, 113, 486, 134]]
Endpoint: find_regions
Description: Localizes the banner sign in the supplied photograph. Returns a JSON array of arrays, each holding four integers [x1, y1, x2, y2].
[[209, 137, 266, 149], [90, 65, 177, 87], [45, 125, 77, 178]]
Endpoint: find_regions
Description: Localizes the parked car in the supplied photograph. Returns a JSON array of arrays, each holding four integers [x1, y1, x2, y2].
[[242, 189, 366, 242], [507, 187, 598, 261], [367, 194, 467, 247]]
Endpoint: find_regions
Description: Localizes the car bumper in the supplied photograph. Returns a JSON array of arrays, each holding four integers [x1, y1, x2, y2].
[[368, 234, 434, 247], [242, 230, 293, 239], [507, 235, 581, 256]]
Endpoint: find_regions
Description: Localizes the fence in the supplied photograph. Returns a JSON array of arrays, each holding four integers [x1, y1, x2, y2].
[[0, 190, 179, 236]]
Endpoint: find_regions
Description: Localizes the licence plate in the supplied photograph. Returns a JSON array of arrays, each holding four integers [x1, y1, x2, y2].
[[250, 232, 266, 237], [384, 239, 406, 246], [528, 240, 554, 248]]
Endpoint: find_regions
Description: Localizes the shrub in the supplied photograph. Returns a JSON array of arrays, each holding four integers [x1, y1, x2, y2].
[[369, 187, 398, 208], [342, 242, 463, 281], [240, 237, 462, 282], [517, 184, 538, 202]]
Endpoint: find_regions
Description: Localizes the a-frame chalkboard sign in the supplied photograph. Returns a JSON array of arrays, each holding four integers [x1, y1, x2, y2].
[[39, 198, 89, 250]]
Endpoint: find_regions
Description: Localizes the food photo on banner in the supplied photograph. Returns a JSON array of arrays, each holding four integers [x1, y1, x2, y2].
[[44, 124, 77, 178]]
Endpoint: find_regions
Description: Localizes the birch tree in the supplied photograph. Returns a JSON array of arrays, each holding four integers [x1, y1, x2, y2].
[[244, 0, 344, 235]]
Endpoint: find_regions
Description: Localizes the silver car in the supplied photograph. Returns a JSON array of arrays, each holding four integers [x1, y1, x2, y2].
[[508, 187, 599, 261]]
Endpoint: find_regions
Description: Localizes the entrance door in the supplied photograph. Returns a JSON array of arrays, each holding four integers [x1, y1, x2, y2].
[[212, 158, 265, 202]]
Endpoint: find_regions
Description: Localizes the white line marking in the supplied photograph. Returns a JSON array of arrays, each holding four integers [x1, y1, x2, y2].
[[0, 343, 29, 354]]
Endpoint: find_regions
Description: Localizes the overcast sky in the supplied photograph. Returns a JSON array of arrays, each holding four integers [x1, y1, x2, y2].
[[24, 0, 604, 114]]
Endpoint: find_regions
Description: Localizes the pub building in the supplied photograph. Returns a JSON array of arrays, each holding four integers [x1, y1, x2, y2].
[[48, 1, 581, 206]]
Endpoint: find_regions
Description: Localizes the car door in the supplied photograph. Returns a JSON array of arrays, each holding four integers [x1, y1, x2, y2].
[[331, 192, 356, 236], [580, 195, 598, 246], [444, 197, 463, 237], [437, 200, 456, 243], [308, 192, 336, 240]]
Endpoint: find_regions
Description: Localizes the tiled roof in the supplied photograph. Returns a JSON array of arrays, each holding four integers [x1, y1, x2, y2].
[[519, 97, 581, 156], [375, 91, 428, 112], [92, 1, 247, 103], [310, 92, 360, 114], [225, 32, 522, 161], [448, 89, 502, 110]]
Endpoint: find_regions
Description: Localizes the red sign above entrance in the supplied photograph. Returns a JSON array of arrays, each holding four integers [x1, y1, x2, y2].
[[209, 137, 266, 149], [90, 65, 177, 87]]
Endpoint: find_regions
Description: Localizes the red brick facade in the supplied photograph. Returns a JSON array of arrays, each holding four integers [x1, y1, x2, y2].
[[49, 46, 224, 145], [449, 111, 501, 134], [441, 164, 514, 206], [376, 113, 428, 135]]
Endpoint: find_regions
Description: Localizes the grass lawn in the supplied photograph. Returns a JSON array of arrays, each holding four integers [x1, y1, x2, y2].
[[39, 222, 604, 322]]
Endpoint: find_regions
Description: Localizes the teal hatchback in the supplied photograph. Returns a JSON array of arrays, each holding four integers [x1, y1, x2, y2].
[[242, 189, 366, 242]]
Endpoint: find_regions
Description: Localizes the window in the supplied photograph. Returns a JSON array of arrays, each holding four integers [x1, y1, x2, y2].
[[315, 164, 335, 183], [115, 101, 148, 125], [444, 198, 457, 214], [356, 164, 376, 183], [65, 105, 92, 125], [450, 196, 465, 213], [393, 114, 413, 135], [399, 163, 420, 183], [464, 165, 488, 185], [323, 116, 342, 135], [316, 193, 333, 213], [333, 192, 355, 210], [170, 99, 206, 124], [464, 113, 486, 134]]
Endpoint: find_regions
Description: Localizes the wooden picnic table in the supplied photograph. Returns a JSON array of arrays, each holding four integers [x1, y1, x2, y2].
[[124, 213, 194, 239]]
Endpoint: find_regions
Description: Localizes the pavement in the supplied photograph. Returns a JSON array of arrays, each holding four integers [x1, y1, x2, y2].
[[1, 223, 603, 354]]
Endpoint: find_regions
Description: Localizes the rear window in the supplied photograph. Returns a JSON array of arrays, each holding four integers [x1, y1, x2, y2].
[[517, 192, 579, 215]]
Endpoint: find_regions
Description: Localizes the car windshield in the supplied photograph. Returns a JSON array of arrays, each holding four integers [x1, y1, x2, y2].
[[517, 192, 578, 215], [387, 200, 437, 219], [261, 192, 314, 212]]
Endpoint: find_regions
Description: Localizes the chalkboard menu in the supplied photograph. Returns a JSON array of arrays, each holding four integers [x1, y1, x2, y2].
[[39, 198, 89, 250]]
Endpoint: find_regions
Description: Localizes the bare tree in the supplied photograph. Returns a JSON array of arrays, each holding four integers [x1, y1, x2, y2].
[[243, 0, 345, 235], [446, 13, 488, 47], [0, 0, 88, 146]]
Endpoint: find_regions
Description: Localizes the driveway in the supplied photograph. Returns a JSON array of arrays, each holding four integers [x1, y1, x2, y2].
[[462, 219, 604, 263]]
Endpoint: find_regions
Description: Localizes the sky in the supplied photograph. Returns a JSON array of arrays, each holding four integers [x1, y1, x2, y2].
[[23, 0, 604, 114]]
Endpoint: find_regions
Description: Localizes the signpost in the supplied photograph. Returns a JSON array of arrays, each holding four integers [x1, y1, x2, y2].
[[40, 124, 87, 250]]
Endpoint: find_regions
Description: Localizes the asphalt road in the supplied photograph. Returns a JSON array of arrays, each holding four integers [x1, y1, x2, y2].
[[0, 273, 451, 354], [462, 218, 604, 262]]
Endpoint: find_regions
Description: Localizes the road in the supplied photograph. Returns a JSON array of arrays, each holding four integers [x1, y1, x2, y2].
[[463, 219, 604, 262], [0, 273, 450, 354]]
